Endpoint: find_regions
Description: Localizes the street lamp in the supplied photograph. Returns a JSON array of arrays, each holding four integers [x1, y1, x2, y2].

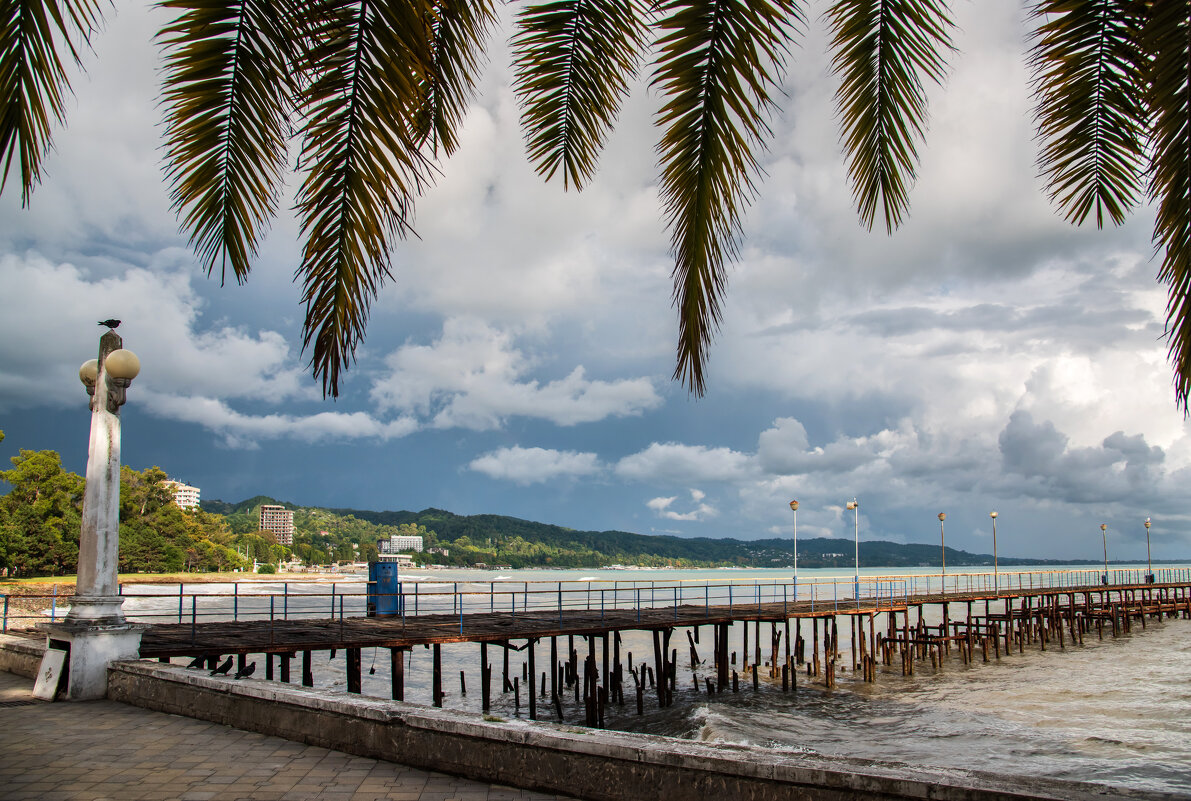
[[937, 512, 947, 590], [846, 499, 859, 607], [789, 500, 799, 599], [989, 512, 999, 594], [37, 325, 143, 700], [1144, 517, 1153, 583], [1100, 523, 1109, 585]]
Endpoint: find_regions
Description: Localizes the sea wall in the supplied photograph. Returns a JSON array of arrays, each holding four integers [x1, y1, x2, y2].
[[104, 660, 1173, 801]]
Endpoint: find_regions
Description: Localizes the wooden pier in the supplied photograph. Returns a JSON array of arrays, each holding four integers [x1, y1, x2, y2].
[[122, 575, 1191, 728]]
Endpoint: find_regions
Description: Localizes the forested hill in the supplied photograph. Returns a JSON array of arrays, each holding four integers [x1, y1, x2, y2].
[[205, 500, 1086, 568]]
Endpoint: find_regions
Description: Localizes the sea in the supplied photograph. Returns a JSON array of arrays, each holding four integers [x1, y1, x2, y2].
[[114, 565, 1191, 795]]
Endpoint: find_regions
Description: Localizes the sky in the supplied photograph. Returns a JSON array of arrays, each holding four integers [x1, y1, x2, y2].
[[1, 1, 1188, 562]]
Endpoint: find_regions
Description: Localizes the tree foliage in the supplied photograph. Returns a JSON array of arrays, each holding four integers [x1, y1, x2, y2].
[[0, 440, 246, 576], [3, 1, 1191, 409]]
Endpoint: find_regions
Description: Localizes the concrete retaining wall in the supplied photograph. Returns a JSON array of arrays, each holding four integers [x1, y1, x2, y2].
[[0, 633, 44, 678], [106, 660, 1174, 801]]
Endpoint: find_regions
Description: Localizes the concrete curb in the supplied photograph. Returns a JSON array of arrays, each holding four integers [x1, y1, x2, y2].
[[106, 660, 1179, 801]]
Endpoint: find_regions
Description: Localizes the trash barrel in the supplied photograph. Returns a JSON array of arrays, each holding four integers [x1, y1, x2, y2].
[[367, 561, 404, 617]]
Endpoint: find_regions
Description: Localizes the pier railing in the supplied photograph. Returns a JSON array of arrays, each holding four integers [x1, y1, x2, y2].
[[3, 566, 1188, 632]]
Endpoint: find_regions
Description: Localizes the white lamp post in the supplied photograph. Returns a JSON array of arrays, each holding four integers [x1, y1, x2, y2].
[[989, 512, 999, 594], [789, 500, 799, 600], [1144, 517, 1153, 583], [937, 512, 947, 591], [36, 325, 143, 700], [846, 499, 859, 607], [1100, 523, 1109, 585]]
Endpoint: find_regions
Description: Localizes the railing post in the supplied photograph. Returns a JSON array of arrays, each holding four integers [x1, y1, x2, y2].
[[178, 583, 184, 623], [330, 583, 336, 617], [191, 594, 196, 641], [234, 583, 238, 621], [2, 594, 7, 632], [284, 583, 289, 620]]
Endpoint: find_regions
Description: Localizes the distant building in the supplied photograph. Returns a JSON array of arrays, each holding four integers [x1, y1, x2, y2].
[[260, 505, 294, 546], [378, 535, 423, 553], [375, 553, 414, 566], [162, 480, 200, 510]]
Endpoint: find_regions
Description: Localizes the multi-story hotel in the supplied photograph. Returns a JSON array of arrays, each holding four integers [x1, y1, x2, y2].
[[162, 480, 200, 510], [378, 535, 424, 553], [259, 504, 294, 546]]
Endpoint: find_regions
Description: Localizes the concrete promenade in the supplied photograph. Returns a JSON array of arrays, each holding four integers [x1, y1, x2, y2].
[[0, 671, 577, 801]]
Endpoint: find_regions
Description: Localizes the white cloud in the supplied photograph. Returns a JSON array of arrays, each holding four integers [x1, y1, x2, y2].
[[0, 254, 308, 411], [615, 443, 752, 484], [468, 446, 602, 485], [370, 317, 662, 430], [142, 393, 418, 448], [645, 488, 718, 521]]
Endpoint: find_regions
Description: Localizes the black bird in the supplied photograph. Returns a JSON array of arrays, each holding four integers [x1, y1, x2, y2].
[[234, 661, 256, 680], [98, 319, 121, 329], [186, 656, 205, 669], [210, 656, 234, 676]]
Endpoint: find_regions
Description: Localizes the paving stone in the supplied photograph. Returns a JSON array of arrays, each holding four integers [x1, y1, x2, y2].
[[0, 670, 574, 801]]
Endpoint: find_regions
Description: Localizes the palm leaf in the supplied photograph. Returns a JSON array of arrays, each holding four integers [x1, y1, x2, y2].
[[653, 0, 802, 397], [0, 0, 104, 204], [414, 0, 497, 156], [826, 0, 953, 232], [1142, 1, 1191, 413], [1028, 0, 1146, 228], [512, 0, 650, 190], [294, 0, 436, 398], [158, 0, 297, 286]]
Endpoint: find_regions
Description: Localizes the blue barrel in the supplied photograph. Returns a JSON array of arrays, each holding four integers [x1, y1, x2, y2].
[[367, 561, 404, 617]]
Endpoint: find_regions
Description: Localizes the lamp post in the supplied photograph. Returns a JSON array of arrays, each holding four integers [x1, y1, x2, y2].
[[35, 325, 143, 700], [1144, 517, 1153, 583], [789, 500, 799, 600], [846, 499, 859, 607], [1100, 523, 1109, 585], [937, 512, 947, 591], [989, 512, 999, 594]]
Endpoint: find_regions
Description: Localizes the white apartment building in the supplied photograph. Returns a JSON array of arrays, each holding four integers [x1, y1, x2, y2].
[[259, 504, 294, 546], [163, 480, 200, 510], [378, 535, 423, 553]]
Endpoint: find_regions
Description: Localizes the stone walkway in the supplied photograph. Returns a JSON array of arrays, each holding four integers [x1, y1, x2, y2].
[[0, 671, 578, 801]]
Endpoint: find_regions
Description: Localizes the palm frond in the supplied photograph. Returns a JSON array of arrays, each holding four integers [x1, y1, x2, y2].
[[826, 0, 953, 232], [295, 0, 435, 398], [413, 0, 496, 156], [0, 0, 104, 204], [158, 0, 297, 286], [1028, 0, 1146, 228], [512, 0, 650, 190], [1142, 1, 1191, 414], [652, 0, 802, 396]]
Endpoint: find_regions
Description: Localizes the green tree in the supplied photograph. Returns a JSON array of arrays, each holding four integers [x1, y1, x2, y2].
[[0, 449, 85, 576], [6, 1, 1191, 408]]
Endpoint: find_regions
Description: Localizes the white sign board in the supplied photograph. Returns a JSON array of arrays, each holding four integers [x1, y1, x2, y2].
[[33, 648, 67, 701]]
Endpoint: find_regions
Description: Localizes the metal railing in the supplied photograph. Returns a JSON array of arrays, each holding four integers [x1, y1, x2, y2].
[[3, 566, 1187, 633]]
